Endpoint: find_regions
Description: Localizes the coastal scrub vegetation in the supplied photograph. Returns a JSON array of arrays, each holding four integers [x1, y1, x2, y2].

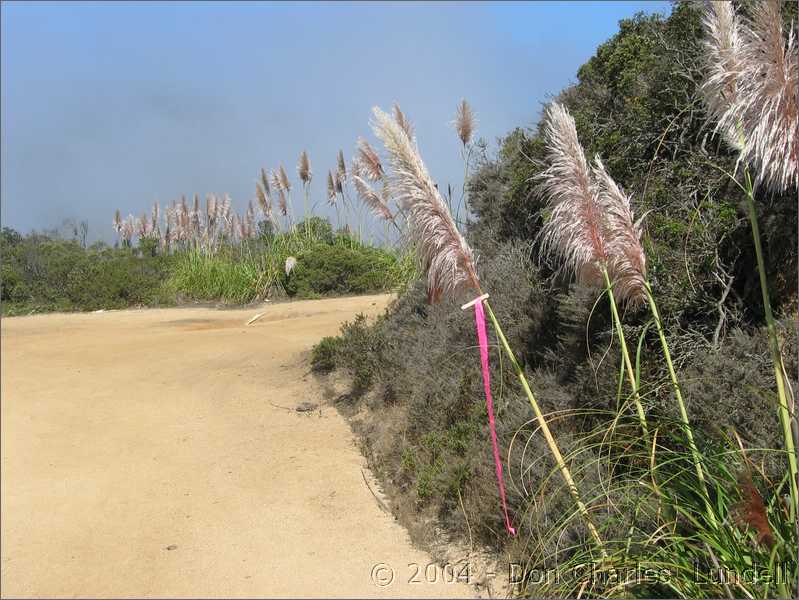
[[319, 2, 798, 597]]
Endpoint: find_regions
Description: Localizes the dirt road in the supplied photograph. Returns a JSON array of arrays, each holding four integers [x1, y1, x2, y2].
[[1, 296, 476, 598]]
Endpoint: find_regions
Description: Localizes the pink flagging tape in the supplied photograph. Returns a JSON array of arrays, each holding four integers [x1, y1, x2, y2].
[[472, 298, 516, 537]]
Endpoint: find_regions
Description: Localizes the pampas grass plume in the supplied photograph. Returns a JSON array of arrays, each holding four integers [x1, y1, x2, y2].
[[353, 174, 393, 221], [278, 165, 291, 192], [356, 137, 384, 181], [702, 0, 798, 191], [392, 102, 414, 140], [327, 170, 337, 203], [455, 99, 475, 146], [371, 105, 480, 302], [298, 151, 312, 184], [336, 149, 347, 182]]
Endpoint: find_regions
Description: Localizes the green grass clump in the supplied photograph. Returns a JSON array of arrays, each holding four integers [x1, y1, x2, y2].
[[511, 418, 798, 599], [285, 243, 400, 298], [167, 249, 268, 304]]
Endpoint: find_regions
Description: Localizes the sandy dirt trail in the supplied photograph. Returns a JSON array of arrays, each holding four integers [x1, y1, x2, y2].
[[1, 295, 476, 598]]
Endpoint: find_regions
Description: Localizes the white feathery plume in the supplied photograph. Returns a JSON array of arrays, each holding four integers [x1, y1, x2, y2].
[[278, 165, 291, 192], [270, 170, 288, 215], [246, 199, 256, 222], [392, 103, 414, 140], [327, 170, 337, 204], [229, 212, 241, 241], [217, 194, 232, 235], [738, 0, 798, 191], [270, 169, 282, 192], [285, 256, 297, 276], [592, 157, 647, 305], [334, 172, 343, 195], [191, 194, 201, 237], [207, 194, 217, 227], [121, 215, 135, 243], [297, 151, 312, 184], [702, 0, 744, 149], [165, 206, 175, 242], [356, 137, 385, 181], [353, 174, 393, 221], [538, 103, 647, 305], [336, 149, 347, 183], [260, 168, 272, 200], [454, 99, 476, 146], [371, 106, 480, 302], [179, 196, 189, 241], [702, 0, 798, 191], [538, 102, 609, 289], [136, 213, 146, 237], [256, 181, 271, 216], [277, 187, 288, 216]]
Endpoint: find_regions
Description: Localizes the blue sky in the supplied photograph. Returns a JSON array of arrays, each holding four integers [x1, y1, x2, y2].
[[1, 1, 670, 241]]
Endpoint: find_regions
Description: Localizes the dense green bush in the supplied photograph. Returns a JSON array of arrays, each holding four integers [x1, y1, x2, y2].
[[285, 243, 400, 298], [1, 229, 174, 314]]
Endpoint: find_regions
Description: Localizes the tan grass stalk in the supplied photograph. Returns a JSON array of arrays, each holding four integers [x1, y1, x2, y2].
[[333, 172, 343, 195], [356, 137, 385, 181], [256, 182, 270, 215], [297, 151, 312, 184], [270, 170, 289, 224], [297, 151, 312, 225], [271, 170, 282, 193], [337, 149, 347, 183], [207, 194, 216, 224], [392, 102, 414, 140], [455, 99, 475, 147], [327, 170, 337, 204], [246, 201, 257, 238], [260, 168, 271, 198], [353, 174, 395, 223], [278, 165, 291, 193], [191, 194, 201, 240], [277, 187, 288, 218], [220, 194, 232, 225]]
